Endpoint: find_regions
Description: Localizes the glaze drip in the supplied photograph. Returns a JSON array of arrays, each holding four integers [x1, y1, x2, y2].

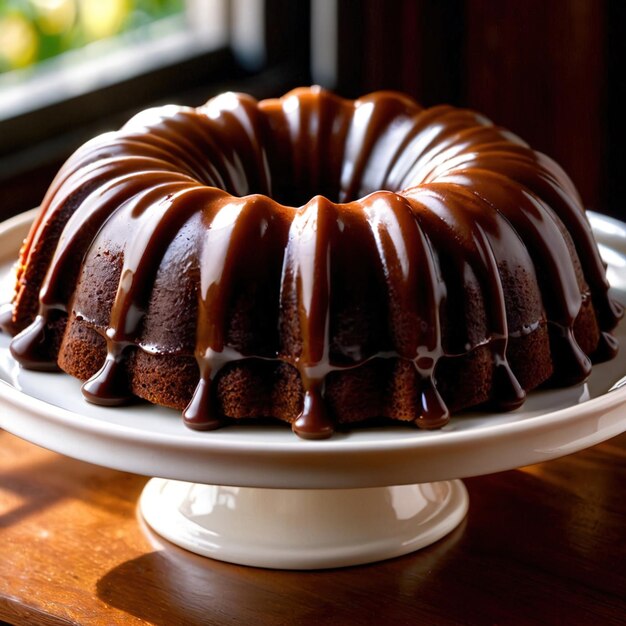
[[2, 87, 621, 438]]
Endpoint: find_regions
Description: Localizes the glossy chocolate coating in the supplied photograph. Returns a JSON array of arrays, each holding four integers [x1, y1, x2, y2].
[[3, 87, 621, 438]]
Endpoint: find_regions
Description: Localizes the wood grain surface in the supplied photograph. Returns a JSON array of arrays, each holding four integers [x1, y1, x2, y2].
[[0, 427, 625, 625]]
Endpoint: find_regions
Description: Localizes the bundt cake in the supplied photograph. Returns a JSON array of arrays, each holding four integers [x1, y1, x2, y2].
[[0, 86, 621, 439]]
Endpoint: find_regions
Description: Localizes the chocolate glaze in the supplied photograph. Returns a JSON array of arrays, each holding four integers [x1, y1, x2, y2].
[[3, 86, 622, 438], [0, 303, 18, 336]]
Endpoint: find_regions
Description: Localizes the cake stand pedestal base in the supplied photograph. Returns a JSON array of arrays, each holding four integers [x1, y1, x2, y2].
[[139, 478, 469, 569]]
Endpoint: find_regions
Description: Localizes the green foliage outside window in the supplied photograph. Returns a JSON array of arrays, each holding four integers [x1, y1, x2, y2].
[[0, 0, 185, 74]]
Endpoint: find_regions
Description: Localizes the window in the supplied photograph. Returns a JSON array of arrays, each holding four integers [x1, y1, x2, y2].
[[0, 0, 230, 148]]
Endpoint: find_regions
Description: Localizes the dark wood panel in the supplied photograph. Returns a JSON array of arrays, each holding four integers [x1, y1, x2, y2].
[[337, 0, 463, 104], [606, 0, 626, 218], [464, 0, 605, 212]]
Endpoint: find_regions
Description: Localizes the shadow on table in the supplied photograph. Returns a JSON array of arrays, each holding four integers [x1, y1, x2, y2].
[[96, 515, 467, 626]]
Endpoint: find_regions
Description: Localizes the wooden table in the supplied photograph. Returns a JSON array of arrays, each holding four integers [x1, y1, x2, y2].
[[0, 428, 624, 626]]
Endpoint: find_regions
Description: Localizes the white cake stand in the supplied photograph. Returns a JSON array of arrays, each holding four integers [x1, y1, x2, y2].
[[1, 210, 626, 570]]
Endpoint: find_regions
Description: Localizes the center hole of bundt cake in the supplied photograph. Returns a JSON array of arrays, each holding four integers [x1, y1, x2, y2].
[[231, 143, 396, 207], [263, 172, 394, 208]]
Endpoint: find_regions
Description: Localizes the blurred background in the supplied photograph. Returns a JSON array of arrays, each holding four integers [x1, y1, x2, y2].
[[0, 0, 623, 220]]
